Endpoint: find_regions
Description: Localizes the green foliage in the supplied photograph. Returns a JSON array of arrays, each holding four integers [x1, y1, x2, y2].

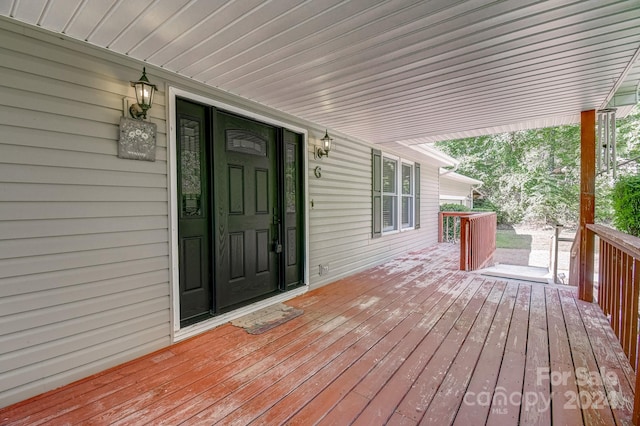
[[612, 174, 640, 237], [436, 106, 640, 228], [473, 199, 506, 224], [439, 203, 471, 212], [437, 127, 579, 225], [595, 176, 615, 224]]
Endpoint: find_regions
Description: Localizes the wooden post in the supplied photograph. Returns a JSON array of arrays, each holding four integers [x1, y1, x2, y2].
[[579, 110, 596, 302]]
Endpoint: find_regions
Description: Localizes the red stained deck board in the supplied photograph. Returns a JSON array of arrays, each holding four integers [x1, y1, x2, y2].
[[255, 274, 449, 425], [276, 273, 459, 424], [486, 283, 531, 426], [576, 295, 634, 424], [545, 287, 582, 426], [519, 284, 551, 426], [316, 391, 370, 426], [183, 278, 435, 424], [215, 271, 444, 425], [352, 276, 487, 425], [559, 290, 617, 426], [0, 244, 636, 426], [394, 280, 497, 421], [338, 274, 473, 404], [452, 282, 518, 425], [319, 273, 471, 423], [248, 296, 429, 425], [419, 281, 507, 425]]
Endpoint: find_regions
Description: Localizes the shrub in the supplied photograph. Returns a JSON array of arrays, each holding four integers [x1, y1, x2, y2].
[[612, 174, 640, 237], [472, 199, 508, 225], [439, 203, 471, 212]]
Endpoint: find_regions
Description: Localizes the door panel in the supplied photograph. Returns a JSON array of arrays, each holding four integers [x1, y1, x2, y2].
[[176, 99, 212, 326], [214, 112, 279, 311]]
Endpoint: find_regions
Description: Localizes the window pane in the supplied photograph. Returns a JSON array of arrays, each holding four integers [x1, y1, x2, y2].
[[383, 195, 397, 231], [383, 158, 397, 194], [402, 196, 413, 228], [402, 164, 412, 195]]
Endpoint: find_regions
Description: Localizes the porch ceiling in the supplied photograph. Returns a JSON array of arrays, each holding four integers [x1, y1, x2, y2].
[[2, 0, 640, 146]]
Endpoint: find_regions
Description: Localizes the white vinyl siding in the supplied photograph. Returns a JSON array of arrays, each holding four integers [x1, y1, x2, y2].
[[309, 142, 440, 288], [0, 25, 170, 407]]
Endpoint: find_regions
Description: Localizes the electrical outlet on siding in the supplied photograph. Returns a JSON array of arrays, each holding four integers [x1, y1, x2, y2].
[[318, 264, 329, 276]]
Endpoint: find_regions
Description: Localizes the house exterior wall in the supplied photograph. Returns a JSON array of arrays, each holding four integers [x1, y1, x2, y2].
[[439, 177, 473, 208], [0, 21, 440, 408], [308, 140, 439, 288]]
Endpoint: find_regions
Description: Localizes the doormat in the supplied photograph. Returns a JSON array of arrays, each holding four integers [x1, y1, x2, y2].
[[231, 303, 304, 335]]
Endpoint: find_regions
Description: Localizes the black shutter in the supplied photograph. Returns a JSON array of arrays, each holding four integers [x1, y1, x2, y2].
[[415, 163, 421, 229], [372, 149, 382, 238]]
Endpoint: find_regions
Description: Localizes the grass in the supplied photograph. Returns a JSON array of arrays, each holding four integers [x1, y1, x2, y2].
[[496, 230, 532, 250]]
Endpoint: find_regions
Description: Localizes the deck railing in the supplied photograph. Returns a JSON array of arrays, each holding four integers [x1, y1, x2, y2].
[[439, 211, 497, 271], [583, 224, 640, 422]]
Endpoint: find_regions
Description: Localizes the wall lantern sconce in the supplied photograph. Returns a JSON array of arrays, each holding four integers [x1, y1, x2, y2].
[[315, 130, 333, 159], [129, 67, 157, 120]]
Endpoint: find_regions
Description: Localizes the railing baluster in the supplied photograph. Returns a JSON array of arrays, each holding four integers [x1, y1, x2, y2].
[[613, 246, 621, 338], [622, 252, 633, 359]]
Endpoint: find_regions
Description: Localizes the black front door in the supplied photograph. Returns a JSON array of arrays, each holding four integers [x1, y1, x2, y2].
[[176, 99, 304, 325], [213, 112, 279, 312]]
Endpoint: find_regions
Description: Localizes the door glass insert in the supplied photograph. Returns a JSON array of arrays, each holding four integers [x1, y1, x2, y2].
[[285, 144, 296, 213], [226, 129, 267, 156], [180, 118, 202, 217]]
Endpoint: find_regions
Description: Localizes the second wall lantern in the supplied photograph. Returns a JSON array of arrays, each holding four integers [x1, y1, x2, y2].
[[315, 129, 334, 159]]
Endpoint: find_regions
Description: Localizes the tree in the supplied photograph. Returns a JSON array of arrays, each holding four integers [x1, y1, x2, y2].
[[436, 106, 640, 228], [436, 125, 581, 226]]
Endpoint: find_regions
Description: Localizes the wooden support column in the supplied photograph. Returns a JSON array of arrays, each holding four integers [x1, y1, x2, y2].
[[579, 110, 596, 302]]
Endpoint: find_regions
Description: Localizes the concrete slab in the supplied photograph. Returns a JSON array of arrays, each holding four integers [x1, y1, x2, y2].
[[479, 263, 552, 284]]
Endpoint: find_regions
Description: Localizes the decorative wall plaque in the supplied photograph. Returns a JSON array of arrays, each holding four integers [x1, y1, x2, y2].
[[118, 117, 157, 161]]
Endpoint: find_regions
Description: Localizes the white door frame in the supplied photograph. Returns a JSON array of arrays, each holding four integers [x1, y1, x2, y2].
[[167, 86, 310, 342]]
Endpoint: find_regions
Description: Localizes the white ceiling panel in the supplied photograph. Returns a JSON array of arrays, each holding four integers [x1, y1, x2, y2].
[[11, 0, 46, 23], [85, 0, 156, 47], [63, 0, 117, 40], [37, 0, 84, 32], [1, 0, 639, 147], [107, 0, 190, 52]]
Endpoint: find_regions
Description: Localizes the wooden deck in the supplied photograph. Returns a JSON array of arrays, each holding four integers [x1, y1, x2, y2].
[[0, 244, 635, 425]]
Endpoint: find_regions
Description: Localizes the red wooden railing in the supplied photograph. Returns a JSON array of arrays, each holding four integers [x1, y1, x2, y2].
[[583, 224, 640, 422], [439, 212, 497, 271]]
